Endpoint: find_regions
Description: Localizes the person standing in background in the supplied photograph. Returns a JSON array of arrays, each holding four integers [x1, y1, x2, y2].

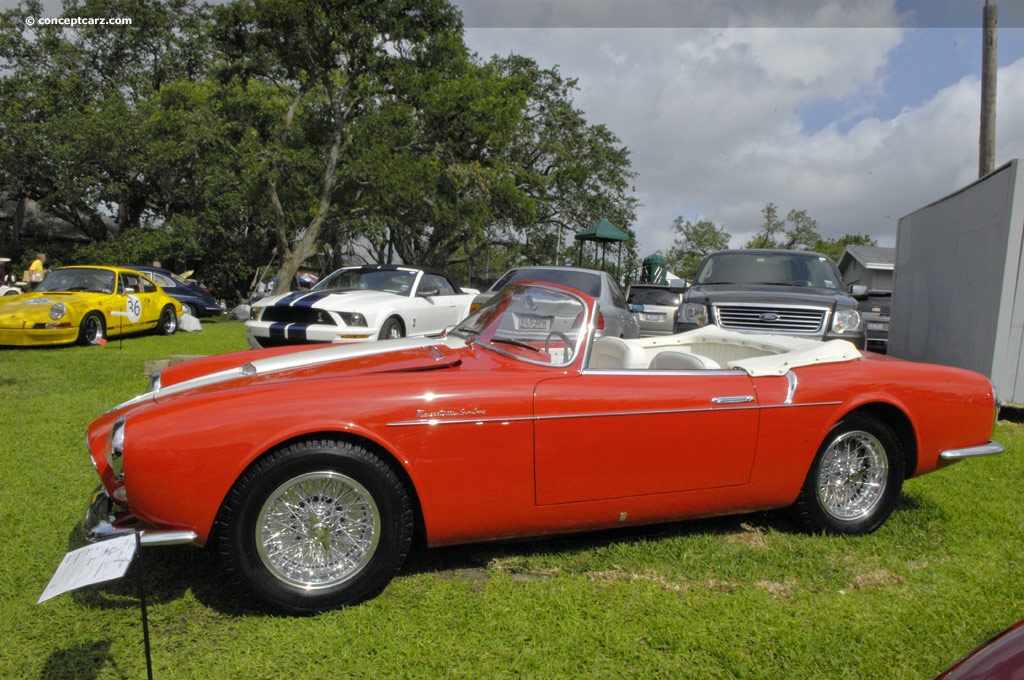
[[28, 253, 49, 288]]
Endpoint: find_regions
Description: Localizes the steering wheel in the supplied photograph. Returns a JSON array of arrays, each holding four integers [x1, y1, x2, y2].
[[544, 331, 573, 362]]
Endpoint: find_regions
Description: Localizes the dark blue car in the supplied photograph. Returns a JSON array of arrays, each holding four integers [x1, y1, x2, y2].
[[129, 266, 224, 317]]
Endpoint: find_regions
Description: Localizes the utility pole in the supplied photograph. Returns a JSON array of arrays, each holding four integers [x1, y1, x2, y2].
[[979, 0, 998, 177]]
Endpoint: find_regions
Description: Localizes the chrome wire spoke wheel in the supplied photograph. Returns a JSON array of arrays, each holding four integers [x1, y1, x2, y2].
[[256, 471, 381, 589], [816, 430, 888, 521]]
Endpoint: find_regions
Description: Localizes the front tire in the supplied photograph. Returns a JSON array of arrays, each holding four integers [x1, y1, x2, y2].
[[215, 439, 414, 614], [77, 312, 106, 345], [791, 415, 904, 535], [378, 317, 404, 340]]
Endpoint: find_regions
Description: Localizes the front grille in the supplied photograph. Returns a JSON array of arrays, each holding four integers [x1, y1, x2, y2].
[[714, 304, 827, 335], [260, 307, 337, 326]]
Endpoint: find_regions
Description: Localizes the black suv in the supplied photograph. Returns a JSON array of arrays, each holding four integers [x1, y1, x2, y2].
[[675, 249, 868, 349]]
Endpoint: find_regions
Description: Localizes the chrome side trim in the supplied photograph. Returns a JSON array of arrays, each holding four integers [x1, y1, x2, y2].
[[785, 371, 798, 405], [388, 415, 533, 427], [386, 399, 844, 428], [939, 441, 1005, 461]]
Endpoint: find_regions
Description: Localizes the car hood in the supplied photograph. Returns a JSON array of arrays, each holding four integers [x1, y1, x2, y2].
[[112, 336, 464, 412], [256, 289, 405, 310], [687, 284, 854, 307], [0, 290, 102, 314]]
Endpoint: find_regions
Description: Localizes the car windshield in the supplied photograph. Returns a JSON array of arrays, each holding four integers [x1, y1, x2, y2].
[[315, 268, 416, 295], [696, 252, 841, 289], [452, 284, 587, 367], [493, 268, 602, 298], [36, 268, 116, 294], [628, 287, 684, 306], [859, 292, 892, 314]]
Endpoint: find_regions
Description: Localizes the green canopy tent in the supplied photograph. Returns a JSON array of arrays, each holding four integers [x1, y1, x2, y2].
[[575, 219, 630, 279]]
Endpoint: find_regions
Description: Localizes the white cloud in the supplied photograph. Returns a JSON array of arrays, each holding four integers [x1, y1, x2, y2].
[[463, 2, 1024, 257]]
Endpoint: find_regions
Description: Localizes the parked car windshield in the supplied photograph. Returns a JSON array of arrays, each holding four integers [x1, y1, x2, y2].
[[628, 286, 684, 306], [492, 268, 602, 298], [453, 284, 586, 367], [315, 268, 416, 295], [695, 252, 841, 289], [36, 267, 116, 294], [858, 291, 892, 314]]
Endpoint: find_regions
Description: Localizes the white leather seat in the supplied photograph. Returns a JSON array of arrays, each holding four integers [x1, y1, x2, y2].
[[649, 350, 720, 370], [588, 337, 633, 369]]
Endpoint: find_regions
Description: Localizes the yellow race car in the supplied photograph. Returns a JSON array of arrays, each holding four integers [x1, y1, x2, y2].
[[0, 265, 182, 346]]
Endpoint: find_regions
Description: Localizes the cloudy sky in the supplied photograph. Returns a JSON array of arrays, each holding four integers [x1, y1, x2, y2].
[[456, 0, 1024, 256]]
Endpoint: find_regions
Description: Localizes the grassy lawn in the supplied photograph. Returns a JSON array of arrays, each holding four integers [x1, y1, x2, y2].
[[1, 319, 1021, 679]]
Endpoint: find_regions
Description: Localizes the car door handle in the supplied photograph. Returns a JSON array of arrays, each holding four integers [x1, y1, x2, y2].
[[711, 395, 755, 404]]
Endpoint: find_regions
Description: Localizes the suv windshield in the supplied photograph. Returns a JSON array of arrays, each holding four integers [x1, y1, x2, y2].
[[696, 252, 841, 289]]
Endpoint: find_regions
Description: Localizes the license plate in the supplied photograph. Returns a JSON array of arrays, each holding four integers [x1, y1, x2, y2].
[[643, 312, 664, 321], [867, 322, 887, 331], [517, 314, 551, 330]]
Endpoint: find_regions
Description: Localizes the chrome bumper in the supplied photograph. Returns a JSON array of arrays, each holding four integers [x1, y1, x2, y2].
[[84, 486, 198, 547], [939, 441, 1006, 461]]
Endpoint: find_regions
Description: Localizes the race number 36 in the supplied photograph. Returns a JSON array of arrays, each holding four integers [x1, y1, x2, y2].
[[125, 295, 142, 323]]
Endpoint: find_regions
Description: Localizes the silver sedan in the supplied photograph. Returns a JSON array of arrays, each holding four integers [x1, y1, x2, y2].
[[471, 265, 640, 339]]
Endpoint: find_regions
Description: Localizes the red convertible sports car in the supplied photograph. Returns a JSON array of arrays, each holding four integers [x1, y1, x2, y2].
[[82, 282, 1003, 614]]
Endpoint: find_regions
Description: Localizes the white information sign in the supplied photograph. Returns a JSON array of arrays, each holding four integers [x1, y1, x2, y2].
[[38, 534, 137, 604]]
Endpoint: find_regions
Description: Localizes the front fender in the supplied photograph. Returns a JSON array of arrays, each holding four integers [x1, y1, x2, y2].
[[111, 377, 431, 543]]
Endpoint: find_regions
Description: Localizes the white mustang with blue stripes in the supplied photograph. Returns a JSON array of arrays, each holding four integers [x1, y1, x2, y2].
[[245, 265, 478, 348]]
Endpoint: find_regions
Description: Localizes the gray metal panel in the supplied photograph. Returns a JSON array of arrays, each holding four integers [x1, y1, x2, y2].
[[996, 164, 1024, 403], [891, 160, 1024, 402]]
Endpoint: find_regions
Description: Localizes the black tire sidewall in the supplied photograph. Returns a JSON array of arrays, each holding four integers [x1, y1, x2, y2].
[[377, 317, 403, 340], [794, 414, 904, 535], [77, 312, 105, 345], [218, 440, 413, 614], [158, 305, 178, 335]]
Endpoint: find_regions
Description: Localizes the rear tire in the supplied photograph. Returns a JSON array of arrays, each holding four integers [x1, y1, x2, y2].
[[215, 439, 414, 614], [157, 305, 178, 335], [791, 415, 904, 535]]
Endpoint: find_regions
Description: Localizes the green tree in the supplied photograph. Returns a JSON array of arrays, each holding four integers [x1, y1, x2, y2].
[[813, 233, 878, 262], [208, 0, 467, 294], [666, 217, 731, 280], [1, 0, 641, 296], [488, 56, 638, 271], [782, 209, 820, 250], [0, 0, 212, 240], [745, 202, 787, 249], [352, 52, 534, 274]]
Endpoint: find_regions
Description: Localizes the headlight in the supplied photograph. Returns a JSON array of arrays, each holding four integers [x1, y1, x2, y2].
[[250, 306, 261, 321], [680, 302, 709, 326], [339, 312, 367, 327], [106, 417, 126, 477], [49, 302, 67, 320], [832, 309, 862, 334]]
